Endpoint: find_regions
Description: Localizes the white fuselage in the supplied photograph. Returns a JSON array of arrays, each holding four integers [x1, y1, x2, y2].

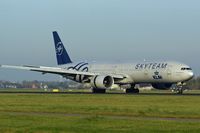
[[63, 61, 194, 85]]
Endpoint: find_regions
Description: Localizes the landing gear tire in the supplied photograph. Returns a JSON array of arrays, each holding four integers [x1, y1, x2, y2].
[[177, 89, 183, 95], [126, 88, 139, 94], [174, 82, 186, 95], [92, 88, 106, 94]]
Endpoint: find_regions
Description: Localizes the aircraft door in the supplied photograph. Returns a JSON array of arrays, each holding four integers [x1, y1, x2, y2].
[[167, 68, 172, 81], [113, 65, 118, 74], [144, 69, 149, 81]]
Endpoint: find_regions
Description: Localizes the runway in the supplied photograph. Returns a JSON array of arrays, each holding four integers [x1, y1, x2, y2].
[[0, 91, 200, 96]]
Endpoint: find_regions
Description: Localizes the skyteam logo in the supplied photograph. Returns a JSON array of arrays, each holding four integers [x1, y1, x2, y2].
[[67, 62, 89, 83], [68, 62, 89, 72], [56, 42, 63, 55]]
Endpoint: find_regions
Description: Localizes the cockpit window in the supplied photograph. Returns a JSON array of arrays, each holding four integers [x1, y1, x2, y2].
[[181, 67, 192, 70]]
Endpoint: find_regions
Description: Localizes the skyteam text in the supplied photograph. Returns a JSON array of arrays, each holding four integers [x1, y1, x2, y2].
[[135, 63, 168, 69]]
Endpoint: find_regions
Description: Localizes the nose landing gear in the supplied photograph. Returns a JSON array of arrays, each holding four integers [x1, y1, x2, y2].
[[173, 82, 188, 94]]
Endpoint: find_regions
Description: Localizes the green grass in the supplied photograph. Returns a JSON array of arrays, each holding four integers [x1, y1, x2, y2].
[[0, 93, 200, 132]]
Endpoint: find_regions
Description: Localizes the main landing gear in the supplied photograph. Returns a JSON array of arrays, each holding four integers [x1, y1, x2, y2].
[[92, 84, 140, 94], [92, 88, 106, 94], [125, 84, 139, 94]]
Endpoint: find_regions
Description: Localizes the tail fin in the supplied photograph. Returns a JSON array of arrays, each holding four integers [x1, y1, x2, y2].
[[53, 31, 72, 65]]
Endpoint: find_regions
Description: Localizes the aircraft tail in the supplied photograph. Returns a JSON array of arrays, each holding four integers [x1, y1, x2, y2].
[[53, 31, 72, 65]]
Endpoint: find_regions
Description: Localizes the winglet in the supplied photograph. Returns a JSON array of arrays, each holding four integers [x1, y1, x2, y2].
[[53, 31, 72, 65]]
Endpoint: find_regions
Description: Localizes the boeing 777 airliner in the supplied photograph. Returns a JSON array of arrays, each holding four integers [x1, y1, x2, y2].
[[0, 31, 194, 94]]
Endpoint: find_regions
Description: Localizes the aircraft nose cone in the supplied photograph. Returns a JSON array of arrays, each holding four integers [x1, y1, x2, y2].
[[187, 71, 194, 80]]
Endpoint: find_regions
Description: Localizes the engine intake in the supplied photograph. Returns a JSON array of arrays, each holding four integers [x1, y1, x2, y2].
[[91, 75, 114, 89]]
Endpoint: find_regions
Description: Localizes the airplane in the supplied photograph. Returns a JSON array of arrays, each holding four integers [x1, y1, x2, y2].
[[0, 31, 194, 94]]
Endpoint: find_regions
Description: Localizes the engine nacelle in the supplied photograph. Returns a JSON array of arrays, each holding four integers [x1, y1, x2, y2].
[[91, 75, 114, 89], [152, 83, 172, 90]]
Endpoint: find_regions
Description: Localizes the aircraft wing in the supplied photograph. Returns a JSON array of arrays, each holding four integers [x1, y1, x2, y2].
[[0, 65, 125, 79]]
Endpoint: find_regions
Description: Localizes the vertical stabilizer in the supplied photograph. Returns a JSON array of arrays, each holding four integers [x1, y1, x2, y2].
[[53, 31, 72, 65]]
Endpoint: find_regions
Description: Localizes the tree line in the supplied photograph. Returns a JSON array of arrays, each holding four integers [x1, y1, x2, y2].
[[187, 76, 200, 90], [0, 76, 200, 90]]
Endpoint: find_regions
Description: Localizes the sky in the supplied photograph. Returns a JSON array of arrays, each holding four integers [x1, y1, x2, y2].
[[0, 0, 200, 81]]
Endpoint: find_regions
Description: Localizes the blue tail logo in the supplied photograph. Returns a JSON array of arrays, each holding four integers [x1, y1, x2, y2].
[[53, 31, 72, 65], [56, 42, 64, 55]]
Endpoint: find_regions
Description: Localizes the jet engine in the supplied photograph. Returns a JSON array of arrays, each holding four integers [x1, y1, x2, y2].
[[152, 83, 172, 90], [91, 75, 114, 89]]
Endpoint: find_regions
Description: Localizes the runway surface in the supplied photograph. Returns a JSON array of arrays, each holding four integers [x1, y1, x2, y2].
[[0, 91, 200, 96]]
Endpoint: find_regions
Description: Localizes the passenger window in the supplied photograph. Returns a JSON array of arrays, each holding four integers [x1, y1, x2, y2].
[[181, 68, 185, 70]]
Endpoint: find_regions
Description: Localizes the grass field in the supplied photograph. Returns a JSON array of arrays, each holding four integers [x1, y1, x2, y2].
[[0, 92, 200, 133]]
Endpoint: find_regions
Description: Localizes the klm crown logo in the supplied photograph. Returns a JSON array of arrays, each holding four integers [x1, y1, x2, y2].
[[154, 71, 159, 75], [153, 71, 162, 79]]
